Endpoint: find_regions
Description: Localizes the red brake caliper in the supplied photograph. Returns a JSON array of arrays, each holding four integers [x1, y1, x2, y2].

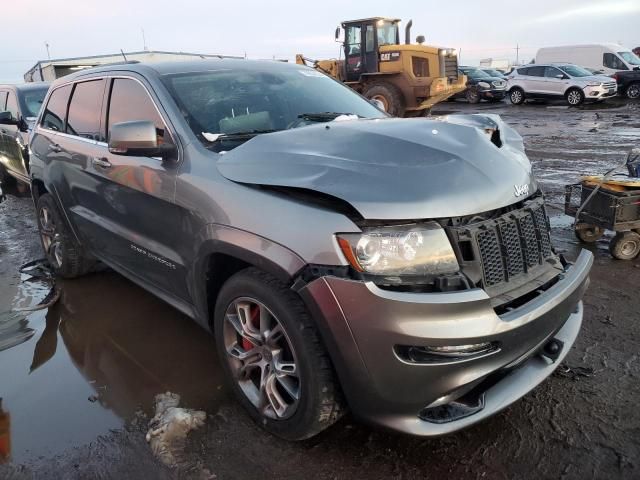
[[241, 305, 260, 351]]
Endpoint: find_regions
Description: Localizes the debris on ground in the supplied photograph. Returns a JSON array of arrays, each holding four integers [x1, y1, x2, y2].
[[554, 364, 596, 380], [146, 392, 206, 468]]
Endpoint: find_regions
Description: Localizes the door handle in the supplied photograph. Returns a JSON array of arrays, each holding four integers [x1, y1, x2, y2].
[[49, 144, 62, 153], [92, 157, 112, 169]]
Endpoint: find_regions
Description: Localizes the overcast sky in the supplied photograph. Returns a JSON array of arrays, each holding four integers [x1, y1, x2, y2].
[[1, 0, 639, 82]]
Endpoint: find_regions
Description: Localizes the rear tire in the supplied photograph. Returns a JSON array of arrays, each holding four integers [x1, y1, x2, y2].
[[363, 82, 405, 117], [574, 225, 604, 243], [609, 231, 640, 260], [35, 193, 95, 278], [626, 82, 640, 99], [214, 267, 344, 440], [509, 87, 525, 105], [565, 88, 585, 106]]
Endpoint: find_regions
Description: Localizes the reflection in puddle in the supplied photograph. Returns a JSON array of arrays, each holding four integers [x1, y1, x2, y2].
[[0, 271, 226, 464]]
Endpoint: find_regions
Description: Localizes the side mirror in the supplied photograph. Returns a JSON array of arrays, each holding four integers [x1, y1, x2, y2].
[[335, 26, 341, 41], [108, 121, 176, 160], [369, 98, 386, 111], [0, 111, 18, 126], [555, 74, 564, 79]]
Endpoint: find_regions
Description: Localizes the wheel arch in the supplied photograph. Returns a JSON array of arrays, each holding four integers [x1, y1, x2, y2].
[[191, 224, 307, 330]]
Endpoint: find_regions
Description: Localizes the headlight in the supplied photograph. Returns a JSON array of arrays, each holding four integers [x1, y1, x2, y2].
[[336, 223, 459, 278], [477, 81, 490, 89], [585, 82, 602, 87]]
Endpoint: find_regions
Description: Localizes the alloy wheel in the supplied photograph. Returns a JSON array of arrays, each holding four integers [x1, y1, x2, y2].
[[39, 205, 63, 268], [511, 90, 523, 104], [627, 84, 640, 99], [223, 297, 300, 420], [567, 90, 582, 105]]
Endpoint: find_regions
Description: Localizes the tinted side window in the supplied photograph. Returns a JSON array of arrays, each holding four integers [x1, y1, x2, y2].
[[527, 66, 545, 77], [603, 53, 627, 70], [0, 91, 7, 111], [107, 78, 166, 142], [544, 66, 563, 78], [5, 92, 19, 120], [41, 84, 72, 132], [66, 80, 105, 140], [516, 67, 529, 75]]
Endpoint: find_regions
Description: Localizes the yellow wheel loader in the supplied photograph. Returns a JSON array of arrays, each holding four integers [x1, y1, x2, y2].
[[296, 17, 467, 117]]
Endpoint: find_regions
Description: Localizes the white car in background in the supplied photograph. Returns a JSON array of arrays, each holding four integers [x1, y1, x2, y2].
[[506, 64, 617, 106]]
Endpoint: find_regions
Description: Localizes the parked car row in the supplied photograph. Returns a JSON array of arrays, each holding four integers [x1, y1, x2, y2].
[[0, 58, 593, 440]]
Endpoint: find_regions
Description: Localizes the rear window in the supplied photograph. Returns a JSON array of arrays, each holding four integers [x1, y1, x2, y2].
[[66, 80, 105, 140], [526, 66, 545, 77], [516, 67, 529, 75], [41, 84, 72, 132]]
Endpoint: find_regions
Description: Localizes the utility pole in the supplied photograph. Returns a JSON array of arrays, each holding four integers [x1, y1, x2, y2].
[[45, 42, 51, 60], [514, 43, 520, 65], [142, 28, 148, 51]]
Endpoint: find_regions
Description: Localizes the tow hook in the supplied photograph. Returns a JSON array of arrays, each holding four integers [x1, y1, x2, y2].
[[541, 338, 564, 363]]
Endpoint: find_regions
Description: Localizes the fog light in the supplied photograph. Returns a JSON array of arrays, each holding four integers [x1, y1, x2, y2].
[[395, 342, 500, 363]]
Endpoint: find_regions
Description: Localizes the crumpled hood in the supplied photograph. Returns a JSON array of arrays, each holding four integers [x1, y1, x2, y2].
[[217, 115, 536, 219]]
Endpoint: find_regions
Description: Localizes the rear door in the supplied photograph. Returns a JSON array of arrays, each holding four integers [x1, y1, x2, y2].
[[79, 75, 187, 301], [522, 66, 546, 94]]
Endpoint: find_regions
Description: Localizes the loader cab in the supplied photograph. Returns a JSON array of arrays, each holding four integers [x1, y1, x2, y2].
[[340, 18, 401, 82]]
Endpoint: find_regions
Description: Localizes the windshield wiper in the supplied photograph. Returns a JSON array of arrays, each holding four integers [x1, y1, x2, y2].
[[202, 129, 278, 143], [297, 112, 360, 122]]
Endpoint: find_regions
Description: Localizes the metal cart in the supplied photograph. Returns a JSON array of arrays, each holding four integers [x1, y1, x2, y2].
[[565, 181, 640, 260]]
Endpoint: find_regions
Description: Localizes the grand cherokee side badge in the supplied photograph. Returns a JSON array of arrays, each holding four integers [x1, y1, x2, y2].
[[514, 184, 529, 197]]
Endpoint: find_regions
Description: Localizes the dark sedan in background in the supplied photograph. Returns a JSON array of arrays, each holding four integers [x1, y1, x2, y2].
[[452, 67, 507, 103]]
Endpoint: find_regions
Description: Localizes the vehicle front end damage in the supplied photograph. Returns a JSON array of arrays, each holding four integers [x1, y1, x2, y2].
[[218, 114, 592, 436]]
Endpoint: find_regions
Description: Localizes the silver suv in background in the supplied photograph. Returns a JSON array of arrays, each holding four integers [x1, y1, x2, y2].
[[29, 60, 592, 440], [506, 64, 617, 106]]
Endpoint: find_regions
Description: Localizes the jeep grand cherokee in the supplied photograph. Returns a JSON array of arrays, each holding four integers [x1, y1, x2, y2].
[[29, 59, 592, 439]]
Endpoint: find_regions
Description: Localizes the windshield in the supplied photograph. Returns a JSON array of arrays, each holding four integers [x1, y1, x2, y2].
[[462, 68, 492, 79], [559, 65, 593, 77], [20, 87, 48, 117], [377, 21, 398, 46], [484, 69, 503, 77], [619, 51, 640, 66], [162, 66, 386, 146]]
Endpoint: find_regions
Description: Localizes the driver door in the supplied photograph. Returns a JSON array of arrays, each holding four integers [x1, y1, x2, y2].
[[344, 25, 363, 82]]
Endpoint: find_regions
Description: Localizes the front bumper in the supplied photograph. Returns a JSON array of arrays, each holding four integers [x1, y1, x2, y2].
[[479, 88, 506, 99], [300, 249, 593, 436], [583, 84, 618, 99]]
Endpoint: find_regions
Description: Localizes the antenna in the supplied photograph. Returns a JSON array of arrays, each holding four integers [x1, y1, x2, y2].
[[120, 49, 128, 61], [45, 42, 51, 60], [142, 28, 148, 51]]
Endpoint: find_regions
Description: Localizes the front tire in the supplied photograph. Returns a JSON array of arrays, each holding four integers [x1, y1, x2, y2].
[[465, 88, 481, 104], [574, 224, 604, 243], [36, 193, 95, 278], [625, 82, 640, 99], [566, 88, 585, 106], [509, 87, 525, 105], [363, 82, 405, 117], [214, 267, 343, 440]]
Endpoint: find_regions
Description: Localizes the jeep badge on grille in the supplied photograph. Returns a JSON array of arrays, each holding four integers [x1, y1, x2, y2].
[[514, 184, 529, 197]]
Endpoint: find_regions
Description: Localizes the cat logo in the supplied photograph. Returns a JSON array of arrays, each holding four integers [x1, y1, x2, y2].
[[514, 184, 530, 197]]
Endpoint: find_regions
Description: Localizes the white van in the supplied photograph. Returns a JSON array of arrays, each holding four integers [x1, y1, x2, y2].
[[536, 44, 640, 75]]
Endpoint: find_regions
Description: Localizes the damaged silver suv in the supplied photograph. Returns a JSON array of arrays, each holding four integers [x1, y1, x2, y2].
[[28, 60, 592, 440]]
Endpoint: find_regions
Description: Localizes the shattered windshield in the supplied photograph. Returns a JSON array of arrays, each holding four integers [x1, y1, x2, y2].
[[162, 66, 385, 147]]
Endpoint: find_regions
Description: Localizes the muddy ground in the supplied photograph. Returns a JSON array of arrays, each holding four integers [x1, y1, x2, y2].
[[1, 99, 639, 479]]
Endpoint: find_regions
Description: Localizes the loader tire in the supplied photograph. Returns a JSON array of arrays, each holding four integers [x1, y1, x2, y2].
[[363, 82, 405, 117]]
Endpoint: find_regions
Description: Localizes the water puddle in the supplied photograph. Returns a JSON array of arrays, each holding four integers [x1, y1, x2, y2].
[[0, 271, 226, 464]]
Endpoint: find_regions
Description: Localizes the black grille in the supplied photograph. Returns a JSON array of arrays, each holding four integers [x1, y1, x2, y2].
[[451, 200, 555, 289]]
